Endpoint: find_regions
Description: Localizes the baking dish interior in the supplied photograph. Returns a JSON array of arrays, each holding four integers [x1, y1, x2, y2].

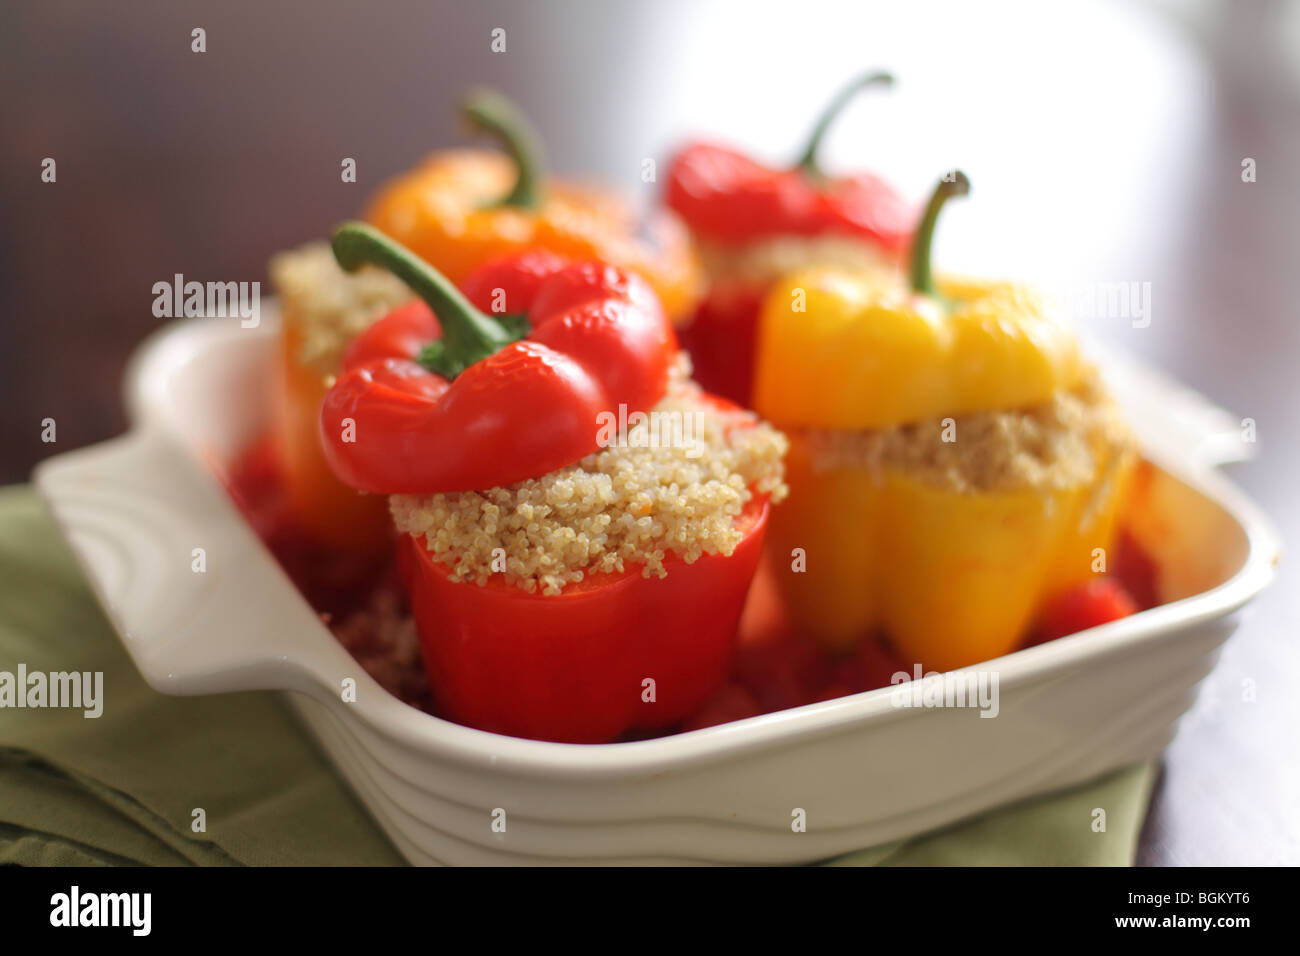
[[1120, 459, 1251, 604], [124, 315, 1265, 738]]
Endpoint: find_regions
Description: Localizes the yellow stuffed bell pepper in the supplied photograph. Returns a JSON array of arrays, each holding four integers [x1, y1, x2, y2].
[[753, 171, 1136, 671]]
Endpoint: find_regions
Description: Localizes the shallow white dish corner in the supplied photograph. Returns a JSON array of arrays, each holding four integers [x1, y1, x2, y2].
[[33, 308, 1281, 865]]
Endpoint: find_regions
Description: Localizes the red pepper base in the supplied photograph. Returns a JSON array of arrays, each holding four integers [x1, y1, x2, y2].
[[401, 500, 770, 744]]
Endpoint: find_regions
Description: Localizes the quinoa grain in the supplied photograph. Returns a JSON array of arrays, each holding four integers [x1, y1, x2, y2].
[[799, 369, 1133, 493], [270, 241, 413, 373], [391, 363, 788, 595]]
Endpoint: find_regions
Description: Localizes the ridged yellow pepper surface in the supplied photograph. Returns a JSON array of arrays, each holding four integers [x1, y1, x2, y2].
[[753, 172, 1135, 670]]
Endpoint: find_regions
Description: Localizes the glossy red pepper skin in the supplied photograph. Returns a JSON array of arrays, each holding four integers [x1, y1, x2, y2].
[[402, 498, 770, 744], [320, 251, 677, 495], [675, 285, 768, 405], [665, 142, 912, 250]]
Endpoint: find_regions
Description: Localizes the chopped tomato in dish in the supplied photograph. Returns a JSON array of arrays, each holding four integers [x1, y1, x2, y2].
[[1036, 579, 1139, 644]]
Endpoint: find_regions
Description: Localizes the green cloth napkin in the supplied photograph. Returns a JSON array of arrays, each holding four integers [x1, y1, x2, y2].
[[0, 484, 1154, 866]]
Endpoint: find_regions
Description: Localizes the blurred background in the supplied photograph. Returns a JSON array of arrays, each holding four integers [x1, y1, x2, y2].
[[1, 0, 1296, 863]]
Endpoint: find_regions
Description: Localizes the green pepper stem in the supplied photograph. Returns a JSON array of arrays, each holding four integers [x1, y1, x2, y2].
[[331, 221, 524, 379], [795, 70, 894, 179], [909, 170, 970, 298], [461, 89, 545, 210]]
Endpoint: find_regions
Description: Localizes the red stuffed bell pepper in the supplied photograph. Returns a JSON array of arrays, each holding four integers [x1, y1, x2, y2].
[[666, 70, 913, 404], [321, 223, 787, 743]]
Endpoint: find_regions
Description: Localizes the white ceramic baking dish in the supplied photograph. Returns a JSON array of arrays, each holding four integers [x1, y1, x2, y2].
[[33, 307, 1280, 865]]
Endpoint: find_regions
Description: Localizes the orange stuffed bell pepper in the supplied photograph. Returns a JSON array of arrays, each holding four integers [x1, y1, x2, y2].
[[318, 223, 786, 743], [366, 89, 700, 321], [666, 70, 912, 404], [269, 246, 412, 553], [753, 171, 1136, 671], [269, 90, 700, 554]]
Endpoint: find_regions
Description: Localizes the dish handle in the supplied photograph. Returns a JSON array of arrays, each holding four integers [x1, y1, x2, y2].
[[33, 428, 349, 697]]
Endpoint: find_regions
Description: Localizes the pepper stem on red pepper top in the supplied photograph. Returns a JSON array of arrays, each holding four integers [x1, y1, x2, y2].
[[794, 70, 894, 181], [332, 221, 528, 379], [461, 89, 545, 211], [909, 170, 970, 299]]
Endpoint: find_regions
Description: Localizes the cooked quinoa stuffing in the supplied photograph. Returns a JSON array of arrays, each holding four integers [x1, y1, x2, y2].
[[800, 369, 1134, 493], [391, 360, 788, 595], [270, 241, 413, 373]]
